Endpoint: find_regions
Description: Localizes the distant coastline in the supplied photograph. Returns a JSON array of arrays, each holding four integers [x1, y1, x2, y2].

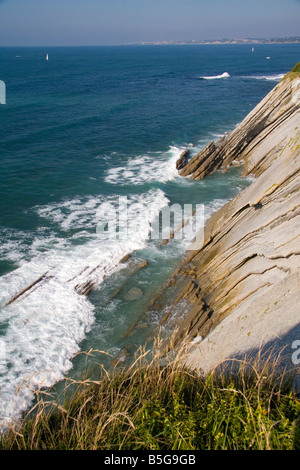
[[127, 36, 300, 46]]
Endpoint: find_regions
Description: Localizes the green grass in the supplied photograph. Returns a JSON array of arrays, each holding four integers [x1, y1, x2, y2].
[[283, 61, 300, 81], [1, 338, 300, 451], [291, 62, 300, 74]]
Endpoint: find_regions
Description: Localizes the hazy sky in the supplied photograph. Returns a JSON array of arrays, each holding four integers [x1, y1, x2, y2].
[[0, 0, 299, 46]]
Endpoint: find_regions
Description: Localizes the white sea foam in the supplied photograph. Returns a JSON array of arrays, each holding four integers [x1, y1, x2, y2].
[[0, 279, 95, 429], [201, 72, 230, 80], [0, 188, 170, 427], [104, 146, 185, 186], [200, 73, 284, 82], [36, 197, 102, 231], [245, 73, 285, 81]]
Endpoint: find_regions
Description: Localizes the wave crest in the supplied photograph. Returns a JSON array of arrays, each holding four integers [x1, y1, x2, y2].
[[201, 72, 230, 80]]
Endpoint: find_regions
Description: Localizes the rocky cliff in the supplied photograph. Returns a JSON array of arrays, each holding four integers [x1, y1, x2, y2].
[[159, 66, 300, 377]]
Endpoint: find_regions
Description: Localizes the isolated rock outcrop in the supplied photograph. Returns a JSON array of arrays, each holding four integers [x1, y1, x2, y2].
[[176, 149, 190, 170], [167, 68, 300, 376]]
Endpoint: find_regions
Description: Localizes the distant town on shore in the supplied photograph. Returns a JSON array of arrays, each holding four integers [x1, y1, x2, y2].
[[129, 36, 300, 46]]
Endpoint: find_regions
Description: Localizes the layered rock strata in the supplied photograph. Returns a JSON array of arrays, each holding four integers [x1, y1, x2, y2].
[[180, 72, 300, 180], [161, 71, 300, 376]]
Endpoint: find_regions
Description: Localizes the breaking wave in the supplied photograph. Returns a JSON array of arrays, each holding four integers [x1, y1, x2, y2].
[[200, 72, 230, 80]]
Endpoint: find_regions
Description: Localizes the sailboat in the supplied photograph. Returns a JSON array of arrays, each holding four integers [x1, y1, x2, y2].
[[46, 53, 49, 61]]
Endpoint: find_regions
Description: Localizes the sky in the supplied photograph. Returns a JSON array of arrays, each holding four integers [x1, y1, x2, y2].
[[0, 0, 299, 46]]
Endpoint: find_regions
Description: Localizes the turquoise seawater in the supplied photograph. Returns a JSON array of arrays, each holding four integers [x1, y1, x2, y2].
[[0, 44, 299, 425]]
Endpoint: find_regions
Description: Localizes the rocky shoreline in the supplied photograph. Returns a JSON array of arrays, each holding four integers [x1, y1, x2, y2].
[[8, 67, 299, 376], [149, 65, 300, 378]]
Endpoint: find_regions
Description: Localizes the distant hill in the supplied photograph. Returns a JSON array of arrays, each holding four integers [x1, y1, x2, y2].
[[132, 37, 300, 46]]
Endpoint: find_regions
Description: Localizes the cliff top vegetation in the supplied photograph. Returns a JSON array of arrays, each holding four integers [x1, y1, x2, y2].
[[1, 340, 300, 451], [283, 61, 300, 80]]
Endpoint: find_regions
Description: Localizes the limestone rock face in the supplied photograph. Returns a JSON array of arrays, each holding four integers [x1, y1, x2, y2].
[[168, 73, 300, 377]]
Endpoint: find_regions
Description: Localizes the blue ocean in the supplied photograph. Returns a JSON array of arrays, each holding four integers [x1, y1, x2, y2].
[[0, 44, 299, 425]]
